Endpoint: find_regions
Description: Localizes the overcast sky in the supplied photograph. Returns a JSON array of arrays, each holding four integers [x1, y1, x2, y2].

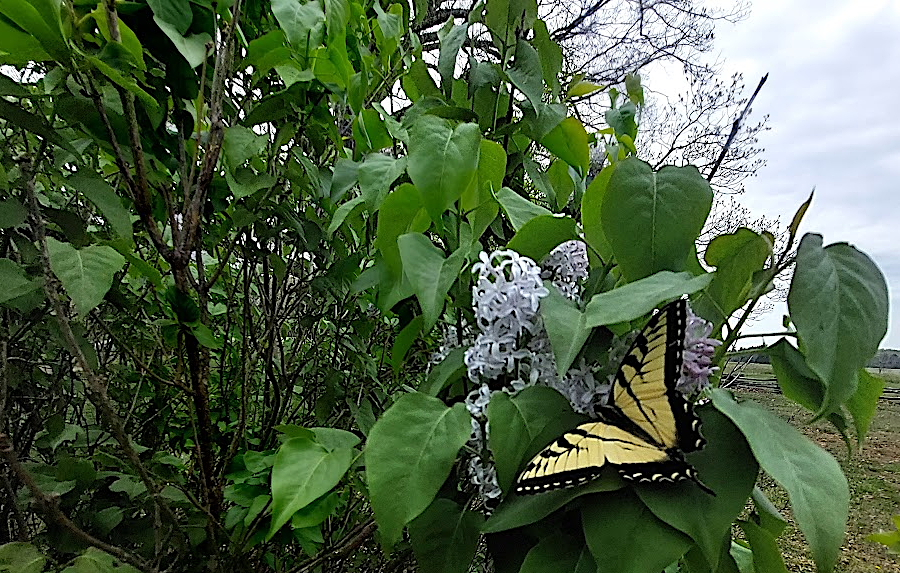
[[684, 0, 900, 349]]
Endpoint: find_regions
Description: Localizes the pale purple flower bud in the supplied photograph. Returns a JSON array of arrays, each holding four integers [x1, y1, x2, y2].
[[677, 305, 722, 395]]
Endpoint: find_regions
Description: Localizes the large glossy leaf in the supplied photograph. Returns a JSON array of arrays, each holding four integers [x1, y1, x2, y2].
[[541, 117, 589, 176], [581, 164, 614, 261], [699, 228, 772, 327], [0, 542, 46, 573], [484, 0, 537, 48], [506, 214, 578, 263], [532, 19, 562, 98], [223, 125, 268, 169], [519, 531, 596, 573], [67, 176, 133, 242], [407, 115, 480, 224], [739, 520, 789, 573], [397, 233, 467, 331], [582, 490, 692, 573], [0, 0, 67, 61], [482, 471, 621, 533], [540, 286, 592, 376], [0, 18, 50, 64], [486, 386, 585, 493], [710, 389, 848, 573], [46, 238, 125, 315], [375, 184, 426, 277], [437, 21, 468, 94], [461, 139, 504, 240], [583, 271, 712, 327], [506, 39, 543, 112], [494, 186, 551, 231], [637, 407, 758, 569], [602, 158, 712, 282], [409, 498, 484, 573], [359, 153, 407, 210], [788, 234, 889, 416], [366, 393, 471, 547], [153, 18, 211, 68], [267, 436, 354, 539], [271, 0, 325, 57], [147, 0, 191, 34]]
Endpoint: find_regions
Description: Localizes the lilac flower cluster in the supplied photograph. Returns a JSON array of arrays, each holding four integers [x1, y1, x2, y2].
[[541, 240, 589, 301], [677, 305, 722, 395]]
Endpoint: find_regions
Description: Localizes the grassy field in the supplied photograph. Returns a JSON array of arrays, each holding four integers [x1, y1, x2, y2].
[[729, 365, 900, 572]]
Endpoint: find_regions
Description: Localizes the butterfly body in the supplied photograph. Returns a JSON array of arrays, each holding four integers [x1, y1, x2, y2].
[[515, 299, 713, 495]]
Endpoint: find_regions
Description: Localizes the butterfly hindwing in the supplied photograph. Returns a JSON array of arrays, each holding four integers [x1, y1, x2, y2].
[[514, 299, 712, 495]]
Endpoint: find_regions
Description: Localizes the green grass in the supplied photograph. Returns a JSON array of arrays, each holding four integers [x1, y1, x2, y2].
[[733, 389, 900, 573]]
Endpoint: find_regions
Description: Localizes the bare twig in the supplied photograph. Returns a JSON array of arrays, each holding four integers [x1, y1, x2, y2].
[[707, 73, 768, 182]]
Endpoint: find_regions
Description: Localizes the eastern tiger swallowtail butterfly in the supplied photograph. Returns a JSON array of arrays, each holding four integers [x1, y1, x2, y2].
[[515, 298, 714, 495]]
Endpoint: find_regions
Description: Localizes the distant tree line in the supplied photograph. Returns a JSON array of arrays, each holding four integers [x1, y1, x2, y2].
[[733, 348, 900, 369]]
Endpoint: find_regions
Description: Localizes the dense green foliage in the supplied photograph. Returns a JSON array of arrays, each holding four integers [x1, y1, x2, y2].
[[0, 0, 890, 572]]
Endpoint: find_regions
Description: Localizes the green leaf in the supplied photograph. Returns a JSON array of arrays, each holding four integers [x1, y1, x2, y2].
[[153, 18, 212, 68], [190, 324, 222, 350], [407, 115, 480, 224], [494, 186, 552, 231], [846, 369, 884, 445], [420, 346, 466, 396], [486, 386, 585, 493], [506, 39, 543, 112], [267, 437, 354, 539], [461, 139, 504, 239], [365, 393, 471, 548], [482, 472, 621, 534], [272, 0, 325, 57], [0, 259, 42, 304], [359, 153, 407, 210], [519, 531, 595, 573], [0, 542, 46, 573], [547, 160, 575, 210], [484, 0, 536, 48], [374, 184, 426, 276], [624, 73, 644, 107], [582, 489, 692, 573], [327, 196, 366, 236], [225, 168, 276, 200], [541, 117, 589, 176], [0, 198, 26, 228], [409, 498, 484, 573], [751, 486, 788, 537], [532, 20, 562, 98], [788, 234, 889, 417], [506, 214, 578, 263], [290, 491, 341, 529], [740, 520, 789, 573], [397, 233, 467, 331], [786, 190, 814, 252], [60, 548, 140, 573], [581, 164, 614, 261], [0, 98, 77, 154], [605, 102, 637, 140], [46, 238, 125, 315], [402, 58, 441, 102], [699, 228, 772, 327], [583, 271, 712, 327], [323, 0, 350, 41], [540, 285, 591, 376], [353, 109, 393, 152], [391, 314, 424, 375], [437, 21, 468, 95], [147, 0, 191, 34], [710, 389, 848, 573], [0, 0, 67, 61], [0, 18, 50, 64], [602, 158, 712, 282], [637, 407, 758, 569], [67, 175, 133, 242], [867, 515, 900, 553], [224, 125, 268, 169]]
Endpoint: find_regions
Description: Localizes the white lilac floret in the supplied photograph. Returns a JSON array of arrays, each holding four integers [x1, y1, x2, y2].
[[541, 240, 589, 301]]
